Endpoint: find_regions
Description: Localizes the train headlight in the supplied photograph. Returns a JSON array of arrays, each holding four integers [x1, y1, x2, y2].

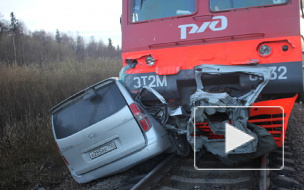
[[258, 44, 272, 57], [145, 55, 156, 66]]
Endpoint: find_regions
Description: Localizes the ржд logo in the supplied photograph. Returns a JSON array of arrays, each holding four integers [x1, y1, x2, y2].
[[178, 16, 228, 39]]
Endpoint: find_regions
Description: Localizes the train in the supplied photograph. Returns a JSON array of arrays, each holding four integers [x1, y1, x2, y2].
[[120, 0, 304, 163]]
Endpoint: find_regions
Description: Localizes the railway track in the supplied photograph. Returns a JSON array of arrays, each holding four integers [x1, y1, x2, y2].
[[129, 144, 300, 190]]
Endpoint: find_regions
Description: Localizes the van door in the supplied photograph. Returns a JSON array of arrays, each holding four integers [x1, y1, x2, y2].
[[51, 79, 146, 175]]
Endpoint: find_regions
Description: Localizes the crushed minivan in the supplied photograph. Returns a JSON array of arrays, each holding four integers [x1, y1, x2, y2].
[[50, 78, 173, 183]]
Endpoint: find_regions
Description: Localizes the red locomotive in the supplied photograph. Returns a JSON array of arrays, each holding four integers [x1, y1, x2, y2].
[[120, 0, 304, 159]]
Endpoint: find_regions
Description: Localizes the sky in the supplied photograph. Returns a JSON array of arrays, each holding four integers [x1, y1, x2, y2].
[[0, 0, 122, 47]]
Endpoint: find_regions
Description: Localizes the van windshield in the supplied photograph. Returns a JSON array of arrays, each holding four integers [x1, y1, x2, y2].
[[53, 82, 125, 139], [131, 0, 196, 22], [210, 0, 288, 11]]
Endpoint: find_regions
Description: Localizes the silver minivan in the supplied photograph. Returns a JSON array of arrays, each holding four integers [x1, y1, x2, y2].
[[50, 78, 172, 183]]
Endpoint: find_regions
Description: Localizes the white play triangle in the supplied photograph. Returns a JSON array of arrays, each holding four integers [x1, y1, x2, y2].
[[225, 122, 255, 154]]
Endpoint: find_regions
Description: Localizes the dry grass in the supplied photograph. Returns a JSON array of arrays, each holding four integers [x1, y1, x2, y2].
[[0, 58, 122, 189]]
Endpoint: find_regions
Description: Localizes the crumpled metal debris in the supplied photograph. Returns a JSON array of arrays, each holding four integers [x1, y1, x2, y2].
[[133, 64, 276, 162], [187, 64, 273, 157]]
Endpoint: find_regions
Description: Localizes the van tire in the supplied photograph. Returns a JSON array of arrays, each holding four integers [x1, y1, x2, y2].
[[168, 132, 190, 157]]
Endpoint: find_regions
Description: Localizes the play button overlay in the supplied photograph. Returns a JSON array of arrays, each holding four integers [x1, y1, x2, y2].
[[225, 122, 255, 154], [193, 106, 285, 170]]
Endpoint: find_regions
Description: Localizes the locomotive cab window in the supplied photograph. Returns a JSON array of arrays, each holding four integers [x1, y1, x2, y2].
[[130, 0, 196, 22], [210, 0, 288, 11]]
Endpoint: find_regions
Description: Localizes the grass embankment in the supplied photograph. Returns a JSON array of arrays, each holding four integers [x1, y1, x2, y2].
[[0, 58, 122, 189]]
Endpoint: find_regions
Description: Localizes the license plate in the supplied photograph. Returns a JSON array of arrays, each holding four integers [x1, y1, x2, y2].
[[89, 141, 117, 159]]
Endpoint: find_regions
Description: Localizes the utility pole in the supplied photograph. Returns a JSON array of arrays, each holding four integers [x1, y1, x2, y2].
[[10, 12, 17, 64], [12, 33, 16, 63]]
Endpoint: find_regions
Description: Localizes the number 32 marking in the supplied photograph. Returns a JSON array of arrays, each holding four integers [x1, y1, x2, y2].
[[249, 66, 287, 81]]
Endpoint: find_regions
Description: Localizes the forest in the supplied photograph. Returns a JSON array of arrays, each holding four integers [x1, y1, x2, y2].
[[0, 13, 121, 65], [0, 12, 122, 189]]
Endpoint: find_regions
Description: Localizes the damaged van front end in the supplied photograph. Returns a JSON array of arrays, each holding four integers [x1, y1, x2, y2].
[[128, 64, 280, 164], [187, 65, 278, 164]]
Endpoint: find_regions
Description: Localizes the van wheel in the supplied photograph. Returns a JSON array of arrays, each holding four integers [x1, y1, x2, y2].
[[168, 132, 190, 157]]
